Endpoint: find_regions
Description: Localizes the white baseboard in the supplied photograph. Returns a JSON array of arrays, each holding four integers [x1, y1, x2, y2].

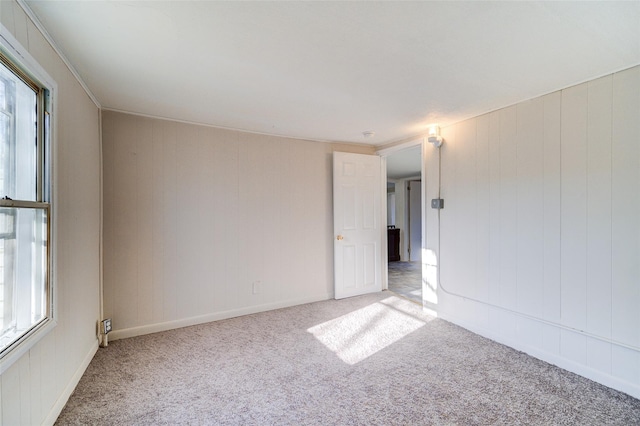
[[110, 293, 333, 341], [439, 311, 640, 400], [43, 339, 99, 426]]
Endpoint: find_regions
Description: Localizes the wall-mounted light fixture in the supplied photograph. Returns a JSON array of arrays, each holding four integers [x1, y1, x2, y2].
[[427, 125, 443, 148]]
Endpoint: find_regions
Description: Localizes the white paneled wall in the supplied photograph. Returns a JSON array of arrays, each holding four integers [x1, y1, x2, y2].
[[102, 111, 373, 338], [0, 1, 102, 424], [429, 65, 640, 398]]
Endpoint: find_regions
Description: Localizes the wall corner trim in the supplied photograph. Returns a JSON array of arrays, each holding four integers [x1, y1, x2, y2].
[[16, 0, 101, 109]]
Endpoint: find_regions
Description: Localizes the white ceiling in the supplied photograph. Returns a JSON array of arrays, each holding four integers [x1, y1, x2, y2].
[[24, 1, 640, 146]]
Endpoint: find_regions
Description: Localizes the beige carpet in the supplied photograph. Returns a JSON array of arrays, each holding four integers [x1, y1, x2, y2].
[[56, 292, 640, 425]]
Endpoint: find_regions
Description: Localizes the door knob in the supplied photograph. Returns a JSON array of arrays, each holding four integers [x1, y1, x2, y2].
[[336, 235, 344, 240]]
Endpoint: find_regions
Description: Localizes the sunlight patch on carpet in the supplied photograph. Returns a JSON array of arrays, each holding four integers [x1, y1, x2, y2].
[[307, 296, 431, 365]]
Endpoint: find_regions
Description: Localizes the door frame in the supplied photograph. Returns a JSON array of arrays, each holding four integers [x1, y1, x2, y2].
[[376, 137, 426, 297], [407, 179, 422, 262]]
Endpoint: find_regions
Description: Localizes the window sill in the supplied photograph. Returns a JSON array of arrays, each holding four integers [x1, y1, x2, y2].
[[0, 317, 56, 374]]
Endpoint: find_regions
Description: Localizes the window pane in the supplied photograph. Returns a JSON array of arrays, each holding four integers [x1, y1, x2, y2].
[[0, 207, 47, 352], [0, 64, 37, 202]]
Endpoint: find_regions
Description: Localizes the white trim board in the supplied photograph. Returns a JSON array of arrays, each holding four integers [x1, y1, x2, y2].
[[109, 293, 333, 341], [439, 311, 640, 400], [43, 340, 99, 426]]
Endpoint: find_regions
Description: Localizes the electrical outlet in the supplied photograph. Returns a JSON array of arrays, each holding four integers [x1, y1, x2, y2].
[[252, 281, 261, 294], [431, 198, 444, 209], [102, 318, 112, 335]]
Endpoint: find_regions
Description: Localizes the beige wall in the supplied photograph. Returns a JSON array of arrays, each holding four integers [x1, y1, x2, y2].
[[0, 1, 102, 424], [102, 110, 373, 339], [425, 65, 640, 398]]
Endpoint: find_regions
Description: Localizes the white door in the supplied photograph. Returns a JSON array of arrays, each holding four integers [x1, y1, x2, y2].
[[333, 152, 383, 299]]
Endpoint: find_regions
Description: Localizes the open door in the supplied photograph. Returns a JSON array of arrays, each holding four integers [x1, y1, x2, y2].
[[333, 152, 383, 299]]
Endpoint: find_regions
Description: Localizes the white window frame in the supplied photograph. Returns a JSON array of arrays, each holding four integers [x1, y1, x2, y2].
[[0, 24, 57, 374]]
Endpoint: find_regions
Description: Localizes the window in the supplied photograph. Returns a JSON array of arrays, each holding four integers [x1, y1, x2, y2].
[[0, 39, 53, 362]]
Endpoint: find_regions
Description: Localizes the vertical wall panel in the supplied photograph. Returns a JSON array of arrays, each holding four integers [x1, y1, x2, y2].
[[136, 119, 154, 324], [102, 114, 116, 321], [210, 128, 239, 311], [223, 130, 243, 309], [291, 141, 314, 299], [259, 136, 282, 304], [498, 106, 518, 310], [587, 337, 611, 375], [175, 125, 202, 317], [237, 132, 260, 303], [2, 364, 20, 424], [612, 346, 640, 385], [437, 66, 640, 398], [10, 1, 28, 49], [439, 126, 456, 293], [197, 128, 217, 313], [29, 345, 42, 423], [38, 328, 56, 421], [424, 140, 439, 305], [0, 1, 16, 35], [475, 115, 490, 303], [516, 98, 544, 316], [611, 67, 640, 347], [487, 111, 501, 305], [560, 83, 588, 331], [305, 142, 333, 297], [18, 355, 30, 425], [276, 140, 296, 300], [586, 75, 613, 338], [197, 128, 216, 312], [112, 115, 140, 327], [455, 119, 477, 299], [542, 92, 562, 323], [560, 329, 587, 365], [161, 122, 178, 320], [151, 120, 166, 323]]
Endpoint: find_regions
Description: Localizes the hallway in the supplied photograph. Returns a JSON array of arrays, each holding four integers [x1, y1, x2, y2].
[[387, 261, 421, 304]]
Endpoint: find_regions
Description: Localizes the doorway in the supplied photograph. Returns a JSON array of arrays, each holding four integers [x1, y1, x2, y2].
[[382, 143, 423, 304]]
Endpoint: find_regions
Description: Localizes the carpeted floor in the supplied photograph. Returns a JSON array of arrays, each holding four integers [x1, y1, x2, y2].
[[56, 292, 640, 425]]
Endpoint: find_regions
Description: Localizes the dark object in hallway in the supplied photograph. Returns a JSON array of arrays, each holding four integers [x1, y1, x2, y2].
[[387, 227, 400, 261]]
